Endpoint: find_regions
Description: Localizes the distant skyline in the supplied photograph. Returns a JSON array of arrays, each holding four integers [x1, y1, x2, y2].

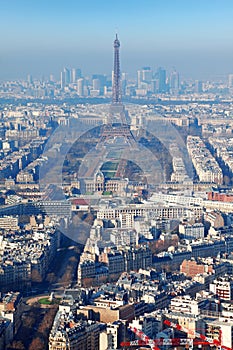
[[1, 0, 233, 80]]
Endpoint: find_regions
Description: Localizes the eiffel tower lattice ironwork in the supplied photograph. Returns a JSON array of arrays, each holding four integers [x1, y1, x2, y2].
[[100, 34, 136, 147]]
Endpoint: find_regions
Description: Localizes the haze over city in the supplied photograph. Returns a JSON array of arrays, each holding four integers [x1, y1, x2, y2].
[[3, 1, 233, 350], [1, 0, 233, 80]]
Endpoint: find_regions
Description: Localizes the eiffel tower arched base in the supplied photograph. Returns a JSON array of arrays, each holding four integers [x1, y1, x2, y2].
[[98, 123, 137, 149]]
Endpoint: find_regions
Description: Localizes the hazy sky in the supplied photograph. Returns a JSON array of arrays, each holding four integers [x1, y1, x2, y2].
[[1, 0, 233, 80]]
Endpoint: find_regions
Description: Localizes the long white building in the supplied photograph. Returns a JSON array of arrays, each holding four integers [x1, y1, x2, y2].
[[187, 136, 223, 184]]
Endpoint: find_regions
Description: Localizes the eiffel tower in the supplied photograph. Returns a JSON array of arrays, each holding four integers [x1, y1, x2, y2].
[[100, 34, 136, 147]]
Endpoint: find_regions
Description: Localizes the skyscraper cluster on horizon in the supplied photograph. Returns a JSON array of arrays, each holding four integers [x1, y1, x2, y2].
[[58, 64, 180, 97], [58, 35, 181, 98]]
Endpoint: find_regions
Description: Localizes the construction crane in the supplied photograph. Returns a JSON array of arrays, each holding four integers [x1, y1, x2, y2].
[[120, 322, 233, 350], [164, 319, 232, 350], [121, 338, 217, 347], [121, 326, 215, 350], [128, 326, 160, 350]]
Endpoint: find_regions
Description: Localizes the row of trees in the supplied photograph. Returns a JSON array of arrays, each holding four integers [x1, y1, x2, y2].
[[8, 306, 58, 350]]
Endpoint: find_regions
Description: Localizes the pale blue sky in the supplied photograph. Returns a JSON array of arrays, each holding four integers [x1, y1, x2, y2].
[[0, 0, 233, 80]]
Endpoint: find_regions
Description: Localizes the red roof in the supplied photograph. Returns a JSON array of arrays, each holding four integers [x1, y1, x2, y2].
[[71, 198, 88, 206]]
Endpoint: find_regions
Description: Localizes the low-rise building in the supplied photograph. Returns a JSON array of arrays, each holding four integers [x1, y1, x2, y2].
[[179, 222, 205, 240], [210, 276, 233, 301], [49, 310, 104, 350]]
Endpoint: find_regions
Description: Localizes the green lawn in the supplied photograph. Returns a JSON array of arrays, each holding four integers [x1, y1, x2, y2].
[[101, 161, 119, 171], [38, 297, 51, 305], [38, 297, 61, 305], [102, 191, 112, 195], [102, 171, 116, 179]]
